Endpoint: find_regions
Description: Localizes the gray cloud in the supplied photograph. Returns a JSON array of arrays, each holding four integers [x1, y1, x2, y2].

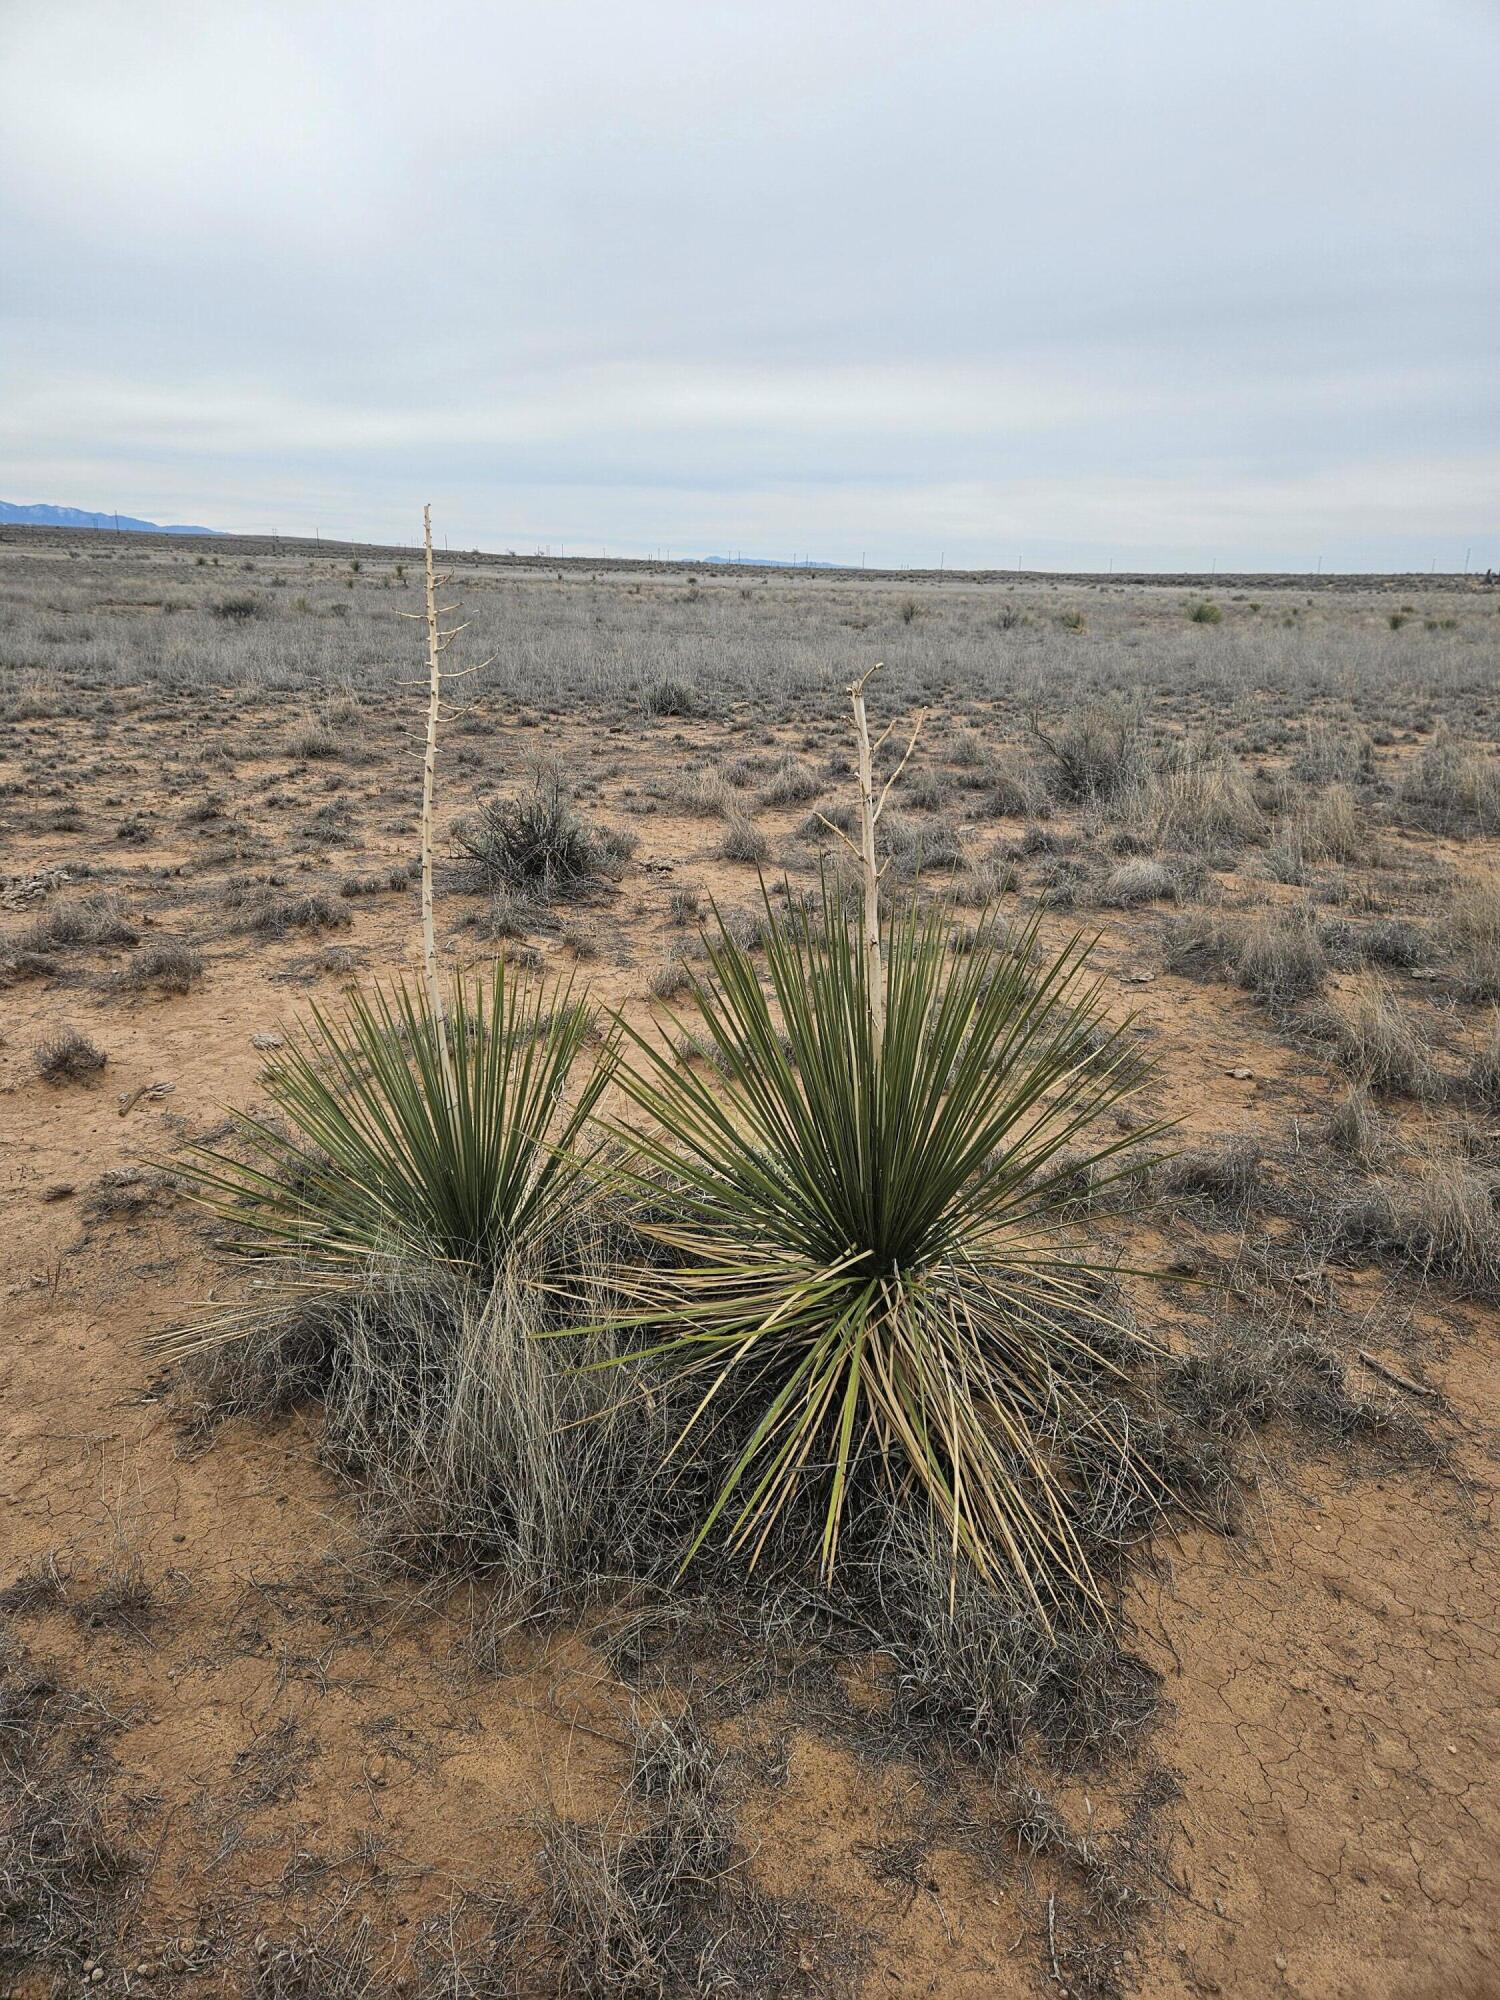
[[3, 0, 1497, 567]]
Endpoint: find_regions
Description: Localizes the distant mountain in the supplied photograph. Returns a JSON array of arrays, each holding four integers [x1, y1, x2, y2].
[[0, 501, 221, 536]]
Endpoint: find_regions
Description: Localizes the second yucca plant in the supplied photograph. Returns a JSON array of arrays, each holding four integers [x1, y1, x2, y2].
[[606, 670, 1169, 1617]]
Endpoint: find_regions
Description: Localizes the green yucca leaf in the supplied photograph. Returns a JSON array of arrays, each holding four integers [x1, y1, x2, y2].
[[155, 961, 617, 1356], [598, 876, 1173, 1618]]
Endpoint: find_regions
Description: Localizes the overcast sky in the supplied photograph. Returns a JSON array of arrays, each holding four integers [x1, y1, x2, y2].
[[2, 0, 1497, 570]]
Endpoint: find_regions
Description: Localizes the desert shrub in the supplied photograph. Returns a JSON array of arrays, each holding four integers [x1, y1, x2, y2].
[[19, 893, 139, 956], [1447, 874, 1500, 1001], [1325, 1084, 1388, 1164], [1189, 601, 1222, 624], [35, 1029, 107, 1083], [758, 756, 822, 807], [1290, 722, 1376, 787], [162, 974, 667, 1601], [1274, 784, 1364, 865], [115, 939, 204, 994], [533, 1710, 846, 1999], [1330, 1153, 1500, 1300], [213, 594, 265, 621], [1155, 1138, 1261, 1215], [717, 813, 771, 865], [603, 883, 1167, 1611], [1397, 729, 1500, 833], [673, 767, 734, 818], [1466, 1014, 1500, 1109], [1232, 907, 1326, 1004], [457, 780, 631, 897], [287, 724, 340, 760], [1030, 703, 1144, 804], [1331, 976, 1441, 1097], [642, 677, 699, 717], [986, 749, 1050, 820], [1099, 858, 1177, 908], [224, 883, 351, 936], [1124, 742, 1264, 854], [468, 885, 537, 940], [878, 808, 964, 879]]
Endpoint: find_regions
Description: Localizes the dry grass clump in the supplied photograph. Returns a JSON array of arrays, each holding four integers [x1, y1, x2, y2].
[[1154, 1137, 1262, 1216], [986, 747, 1050, 819], [34, 1028, 107, 1083], [1397, 729, 1500, 833], [1331, 975, 1441, 1097], [1030, 703, 1144, 804], [1164, 905, 1328, 1003], [759, 755, 823, 807], [1160, 1318, 1429, 1463], [465, 885, 538, 941], [286, 723, 341, 761], [646, 945, 693, 1001], [1291, 721, 1375, 787], [113, 938, 204, 995], [672, 767, 735, 818], [877, 808, 964, 879], [1231, 907, 1327, 1004], [1466, 1014, 1500, 1108], [641, 676, 701, 718], [1325, 1084, 1389, 1165], [1098, 858, 1177, 908], [1124, 742, 1264, 854], [1330, 1151, 1500, 1300], [0, 1653, 138, 1975], [950, 856, 1019, 906], [224, 882, 352, 937], [717, 812, 772, 865], [1447, 874, 1500, 1001], [19, 892, 139, 956], [1268, 783, 1365, 872], [532, 1709, 853, 1999]]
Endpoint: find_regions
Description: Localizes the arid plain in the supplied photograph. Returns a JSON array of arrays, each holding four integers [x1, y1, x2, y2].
[[2, 530, 1498, 1999]]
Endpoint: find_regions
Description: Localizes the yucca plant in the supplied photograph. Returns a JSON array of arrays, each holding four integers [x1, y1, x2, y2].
[[601, 879, 1169, 1620], [156, 961, 616, 1356]]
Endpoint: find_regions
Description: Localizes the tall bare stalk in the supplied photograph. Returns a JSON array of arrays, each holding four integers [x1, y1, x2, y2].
[[400, 505, 492, 1102], [825, 664, 924, 1062]]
